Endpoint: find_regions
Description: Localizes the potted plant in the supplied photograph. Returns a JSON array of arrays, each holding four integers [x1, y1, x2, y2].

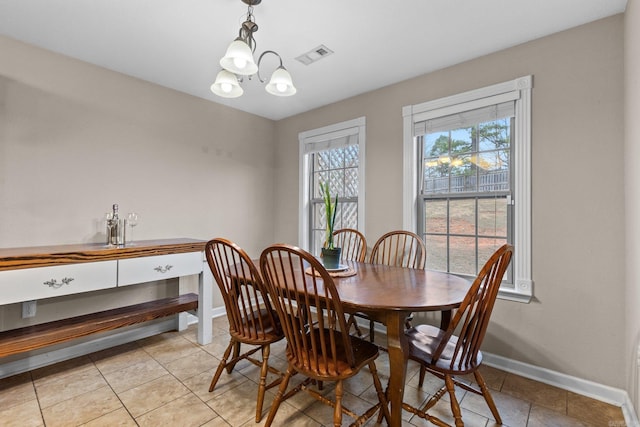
[[320, 182, 341, 269]]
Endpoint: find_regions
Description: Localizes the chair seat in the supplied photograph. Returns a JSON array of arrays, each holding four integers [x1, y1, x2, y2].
[[286, 328, 380, 379], [231, 307, 283, 343], [406, 324, 482, 373]]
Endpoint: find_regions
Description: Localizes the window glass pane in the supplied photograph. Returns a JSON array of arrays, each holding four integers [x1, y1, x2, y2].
[[424, 132, 449, 158], [315, 152, 330, 170], [450, 154, 477, 192], [313, 202, 325, 229], [449, 236, 476, 276], [345, 145, 358, 167], [345, 168, 358, 197], [478, 238, 507, 272], [478, 198, 507, 237], [449, 199, 476, 236], [339, 201, 358, 229], [425, 200, 447, 234], [478, 118, 511, 151], [450, 128, 473, 154], [329, 170, 344, 196], [478, 160, 510, 192], [313, 171, 327, 198], [425, 234, 447, 271], [330, 149, 344, 169]]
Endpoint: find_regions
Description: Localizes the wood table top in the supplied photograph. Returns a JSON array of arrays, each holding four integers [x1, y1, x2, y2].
[[332, 261, 471, 313], [0, 238, 207, 271]]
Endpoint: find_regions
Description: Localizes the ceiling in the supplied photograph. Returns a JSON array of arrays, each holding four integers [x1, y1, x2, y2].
[[0, 0, 628, 120]]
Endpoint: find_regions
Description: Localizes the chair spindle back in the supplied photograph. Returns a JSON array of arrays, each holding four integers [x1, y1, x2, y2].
[[205, 238, 279, 342], [260, 244, 355, 376], [332, 228, 367, 262], [370, 230, 426, 269]]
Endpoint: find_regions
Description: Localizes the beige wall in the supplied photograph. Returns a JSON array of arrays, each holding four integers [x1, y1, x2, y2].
[[0, 13, 631, 394], [274, 16, 626, 388], [625, 0, 640, 410], [0, 36, 276, 329]]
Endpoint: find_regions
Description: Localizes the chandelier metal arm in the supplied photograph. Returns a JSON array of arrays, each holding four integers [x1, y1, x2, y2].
[[256, 50, 284, 83]]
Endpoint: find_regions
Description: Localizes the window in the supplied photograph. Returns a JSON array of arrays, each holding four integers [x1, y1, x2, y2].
[[403, 77, 532, 302], [299, 117, 365, 255]]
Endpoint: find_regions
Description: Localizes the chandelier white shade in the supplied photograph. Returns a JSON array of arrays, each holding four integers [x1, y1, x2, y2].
[[219, 38, 258, 76], [211, 0, 296, 99], [265, 66, 297, 96], [210, 70, 243, 98]]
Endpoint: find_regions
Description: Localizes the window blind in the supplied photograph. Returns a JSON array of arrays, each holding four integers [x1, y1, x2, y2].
[[414, 101, 515, 136], [302, 128, 359, 154]]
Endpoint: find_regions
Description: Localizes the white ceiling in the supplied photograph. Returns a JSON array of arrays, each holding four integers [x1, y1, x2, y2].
[[0, 0, 628, 120]]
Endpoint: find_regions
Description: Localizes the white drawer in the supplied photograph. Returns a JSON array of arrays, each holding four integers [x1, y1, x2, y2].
[[117, 252, 202, 287], [0, 261, 118, 305]]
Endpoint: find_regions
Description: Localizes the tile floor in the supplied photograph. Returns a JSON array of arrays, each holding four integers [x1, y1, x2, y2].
[[0, 316, 627, 426]]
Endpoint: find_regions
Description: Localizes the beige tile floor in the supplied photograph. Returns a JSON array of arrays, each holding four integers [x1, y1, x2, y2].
[[0, 316, 626, 426]]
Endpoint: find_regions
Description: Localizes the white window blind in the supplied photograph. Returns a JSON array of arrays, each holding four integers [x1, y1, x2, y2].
[[414, 101, 515, 136], [301, 128, 359, 154]]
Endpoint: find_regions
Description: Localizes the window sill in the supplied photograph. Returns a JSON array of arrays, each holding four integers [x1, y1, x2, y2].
[[498, 285, 533, 303]]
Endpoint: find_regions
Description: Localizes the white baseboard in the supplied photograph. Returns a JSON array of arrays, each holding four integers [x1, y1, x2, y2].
[[482, 352, 640, 427]]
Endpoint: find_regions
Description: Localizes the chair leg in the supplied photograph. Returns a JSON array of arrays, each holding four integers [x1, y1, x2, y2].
[[369, 320, 375, 343], [418, 365, 426, 387], [333, 379, 343, 427], [264, 367, 293, 427], [347, 314, 364, 337], [405, 313, 413, 329], [226, 341, 241, 373], [474, 370, 502, 424], [444, 374, 463, 427], [255, 344, 270, 422], [376, 384, 390, 424], [369, 362, 391, 424], [209, 339, 235, 392]]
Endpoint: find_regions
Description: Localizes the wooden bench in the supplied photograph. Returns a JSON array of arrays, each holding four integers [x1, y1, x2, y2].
[[0, 293, 198, 358]]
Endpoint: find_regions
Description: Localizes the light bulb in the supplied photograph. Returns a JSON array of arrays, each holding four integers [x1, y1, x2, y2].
[[233, 57, 247, 70], [276, 82, 288, 93], [220, 82, 232, 93]]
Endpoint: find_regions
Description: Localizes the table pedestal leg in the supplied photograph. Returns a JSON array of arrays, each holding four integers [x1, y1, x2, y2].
[[386, 311, 409, 427]]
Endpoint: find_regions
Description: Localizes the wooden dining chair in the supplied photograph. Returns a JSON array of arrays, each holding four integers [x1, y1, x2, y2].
[[363, 230, 427, 342], [402, 244, 513, 427], [204, 238, 285, 423], [332, 228, 367, 263], [259, 244, 391, 427], [369, 230, 426, 269]]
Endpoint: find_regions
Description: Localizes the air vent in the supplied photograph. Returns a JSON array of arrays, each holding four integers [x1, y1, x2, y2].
[[295, 45, 334, 65]]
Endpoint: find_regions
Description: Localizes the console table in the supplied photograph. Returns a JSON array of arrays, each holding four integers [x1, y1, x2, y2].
[[0, 238, 213, 358]]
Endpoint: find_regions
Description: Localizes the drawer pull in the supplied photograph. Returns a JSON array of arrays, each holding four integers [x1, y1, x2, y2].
[[43, 277, 75, 289], [154, 265, 173, 274]]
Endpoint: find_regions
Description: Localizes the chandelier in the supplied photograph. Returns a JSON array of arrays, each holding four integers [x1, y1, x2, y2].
[[211, 0, 297, 98]]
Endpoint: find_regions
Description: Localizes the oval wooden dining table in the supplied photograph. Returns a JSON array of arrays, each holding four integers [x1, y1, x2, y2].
[[329, 261, 471, 427], [242, 258, 471, 426]]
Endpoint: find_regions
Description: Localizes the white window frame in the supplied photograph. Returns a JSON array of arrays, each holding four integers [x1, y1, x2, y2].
[[299, 117, 366, 251], [403, 76, 533, 302]]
